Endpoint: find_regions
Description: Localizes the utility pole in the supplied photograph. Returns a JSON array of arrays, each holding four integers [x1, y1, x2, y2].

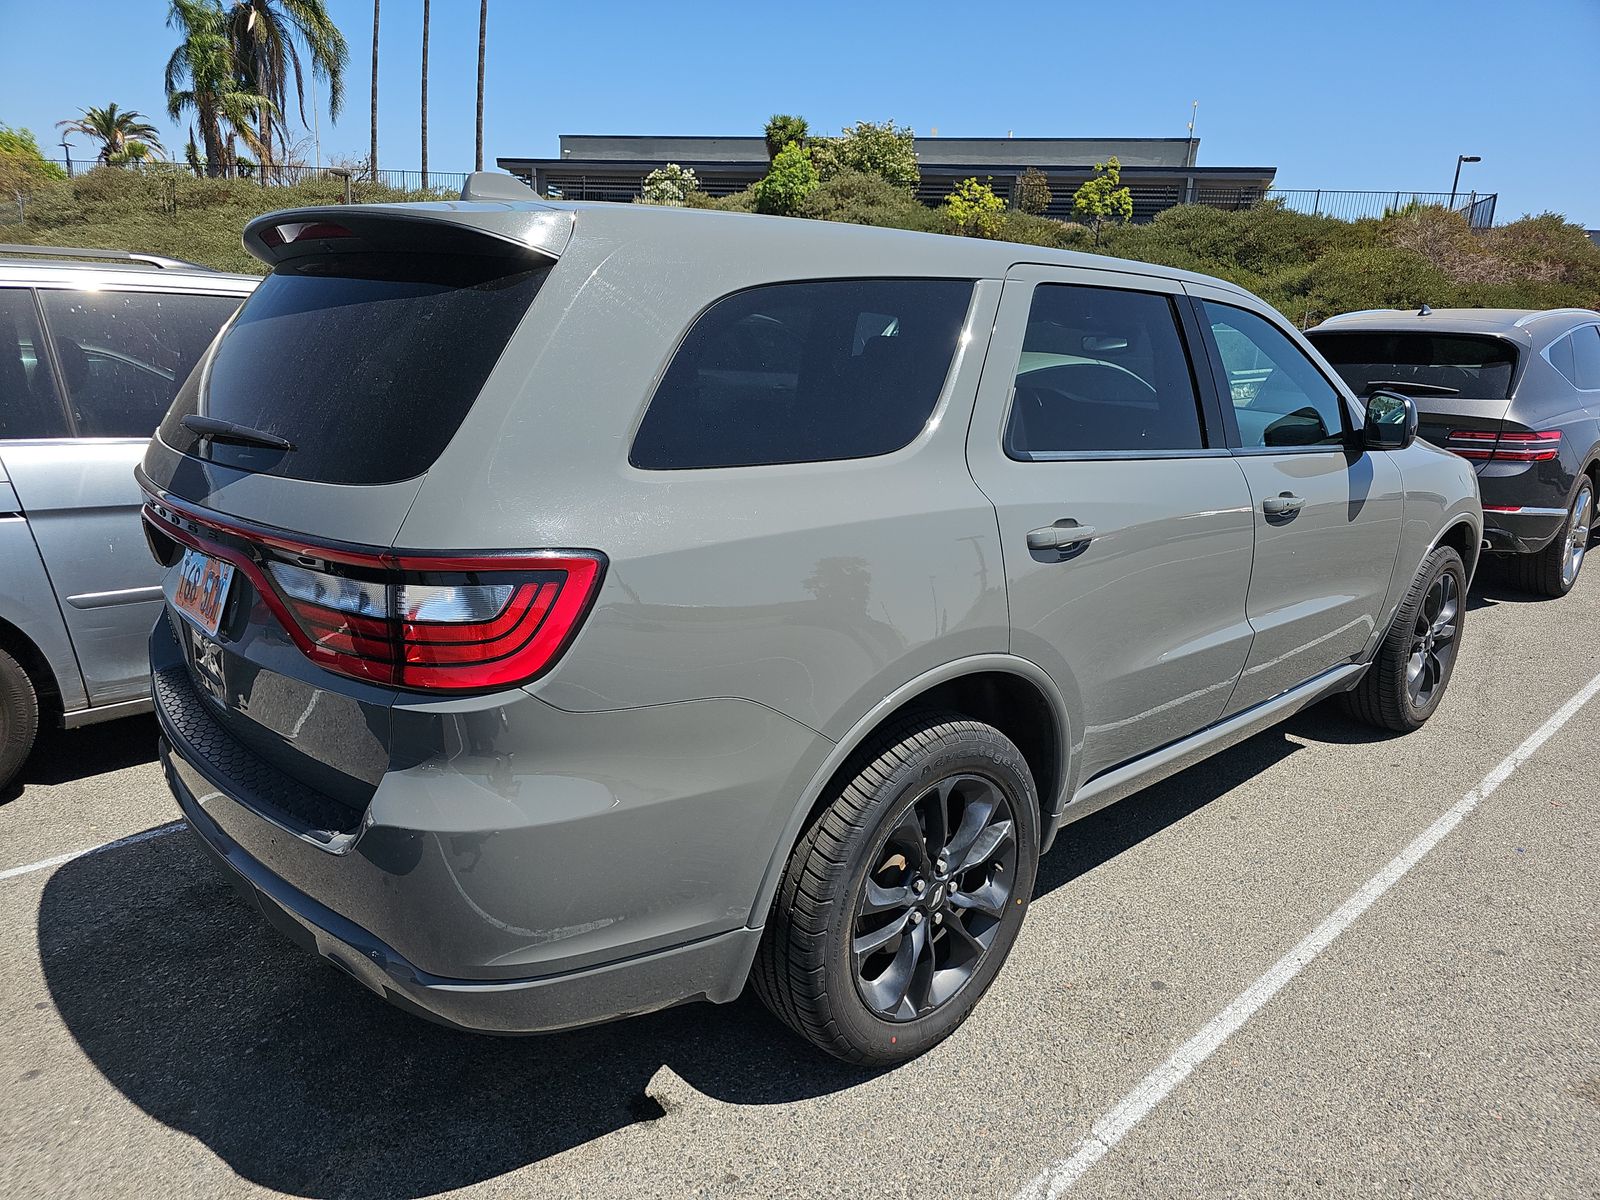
[[476, 0, 487, 172]]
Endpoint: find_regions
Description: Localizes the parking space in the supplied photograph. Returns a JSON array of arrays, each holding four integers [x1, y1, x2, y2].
[[2, 560, 1597, 1200]]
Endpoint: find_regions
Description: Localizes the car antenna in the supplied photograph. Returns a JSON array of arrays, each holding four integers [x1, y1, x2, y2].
[[1417, 303, 1433, 316]]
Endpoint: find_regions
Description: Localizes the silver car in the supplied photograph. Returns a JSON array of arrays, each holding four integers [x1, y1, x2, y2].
[[0, 247, 253, 791], [138, 188, 1481, 1064]]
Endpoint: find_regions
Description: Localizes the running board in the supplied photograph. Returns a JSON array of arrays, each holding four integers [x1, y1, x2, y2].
[[1058, 663, 1366, 829]]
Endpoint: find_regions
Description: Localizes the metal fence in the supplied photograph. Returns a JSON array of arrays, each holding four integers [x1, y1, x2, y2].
[[36, 159, 468, 195], [1262, 188, 1498, 229]]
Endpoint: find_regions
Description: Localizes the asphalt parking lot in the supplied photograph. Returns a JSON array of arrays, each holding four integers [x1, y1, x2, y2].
[[3, 557, 1597, 1200]]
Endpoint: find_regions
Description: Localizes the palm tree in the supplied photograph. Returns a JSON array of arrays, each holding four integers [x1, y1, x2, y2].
[[225, 0, 348, 184], [166, 0, 276, 177], [369, 0, 379, 179], [475, 0, 487, 171], [419, 0, 429, 190], [56, 104, 167, 166]]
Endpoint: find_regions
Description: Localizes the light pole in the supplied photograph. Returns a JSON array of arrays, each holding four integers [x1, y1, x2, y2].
[[59, 137, 73, 178], [1449, 155, 1480, 208]]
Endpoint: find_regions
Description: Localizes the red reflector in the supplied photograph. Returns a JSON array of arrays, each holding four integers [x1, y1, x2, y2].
[[260, 220, 355, 247]]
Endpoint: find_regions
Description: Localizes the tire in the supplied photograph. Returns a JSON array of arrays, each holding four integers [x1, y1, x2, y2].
[[1511, 475, 1593, 599], [1342, 544, 1466, 733], [0, 647, 41, 794], [752, 712, 1039, 1066]]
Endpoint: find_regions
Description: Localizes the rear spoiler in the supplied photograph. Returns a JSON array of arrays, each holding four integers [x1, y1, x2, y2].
[[241, 202, 573, 269]]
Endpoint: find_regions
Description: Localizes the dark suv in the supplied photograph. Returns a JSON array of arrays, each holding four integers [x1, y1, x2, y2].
[[1309, 308, 1600, 596]]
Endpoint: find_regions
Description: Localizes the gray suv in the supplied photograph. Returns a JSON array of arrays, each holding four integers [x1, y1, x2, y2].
[[0, 247, 252, 791], [139, 193, 1481, 1064]]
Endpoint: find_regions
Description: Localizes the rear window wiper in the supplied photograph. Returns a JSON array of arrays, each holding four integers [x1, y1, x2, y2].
[[1361, 380, 1461, 397], [181, 414, 297, 452]]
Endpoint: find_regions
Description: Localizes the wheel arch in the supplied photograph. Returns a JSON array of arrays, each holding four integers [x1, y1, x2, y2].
[[0, 614, 63, 720], [747, 655, 1073, 930], [1433, 515, 1483, 585]]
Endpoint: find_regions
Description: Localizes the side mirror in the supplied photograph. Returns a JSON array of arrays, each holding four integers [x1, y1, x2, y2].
[[1363, 389, 1418, 450]]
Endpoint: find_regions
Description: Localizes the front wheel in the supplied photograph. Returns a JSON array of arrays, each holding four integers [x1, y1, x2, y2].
[[1512, 476, 1593, 598], [1343, 544, 1466, 733], [752, 713, 1039, 1065]]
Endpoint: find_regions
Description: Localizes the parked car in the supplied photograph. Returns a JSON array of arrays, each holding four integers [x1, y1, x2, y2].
[[138, 190, 1480, 1065], [0, 246, 254, 792], [1308, 307, 1600, 597]]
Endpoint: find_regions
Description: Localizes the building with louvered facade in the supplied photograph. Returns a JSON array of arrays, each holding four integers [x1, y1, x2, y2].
[[499, 135, 1277, 222]]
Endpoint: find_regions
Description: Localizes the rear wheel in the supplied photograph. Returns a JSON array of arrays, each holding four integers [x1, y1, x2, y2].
[[1512, 476, 1593, 598], [1343, 544, 1465, 733], [0, 647, 41, 794], [752, 713, 1039, 1065]]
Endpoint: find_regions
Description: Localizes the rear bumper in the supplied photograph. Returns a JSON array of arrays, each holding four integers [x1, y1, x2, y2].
[[151, 609, 826, 1033], [165, 741, 758, 1033], [1480, 506, 1569, 554]]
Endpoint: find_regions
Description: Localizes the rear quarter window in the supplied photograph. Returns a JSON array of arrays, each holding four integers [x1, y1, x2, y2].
[[630, 279, 974, 470]]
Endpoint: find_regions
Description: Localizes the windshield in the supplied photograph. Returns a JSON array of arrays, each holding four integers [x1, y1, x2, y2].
[[1308, 331, 1518, 400], [158, 253, 550, 486]]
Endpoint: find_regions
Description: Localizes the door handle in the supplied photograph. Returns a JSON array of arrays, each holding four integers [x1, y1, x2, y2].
[[1027, 522, 1097, 552], [1262, 492, 1305, 517]]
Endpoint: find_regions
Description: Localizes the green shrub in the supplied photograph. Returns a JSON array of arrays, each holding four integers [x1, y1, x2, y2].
[[753, 141, 820, 216], [1014, 167, 1052, 216], [640, 163, 699, 206], [811, 120, 919, 191], [939, 177, 1005, 239], [995, 210, 1089, 250], [798, 170, 939, 232]]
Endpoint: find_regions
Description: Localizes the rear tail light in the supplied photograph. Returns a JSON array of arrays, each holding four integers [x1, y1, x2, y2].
[[144, 502, 604, 693], [1445, 429, 1561, 463]]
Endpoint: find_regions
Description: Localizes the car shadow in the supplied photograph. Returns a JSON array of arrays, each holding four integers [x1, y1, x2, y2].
[[38, 828, 875, 1199], [29, 704, 1410, 1196], [1, 715, 158, 804]]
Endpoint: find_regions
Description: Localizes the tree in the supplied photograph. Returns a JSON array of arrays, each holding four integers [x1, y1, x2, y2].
[[1015, 167, 1052, 216], [940, 177, 1005, 239], [167, 0, 278, 178], [640, 163, 698, 206], [763, 114, 808, 161], [419, 0, 429, 189], [812, 120, 919, 191], [368, 0, 379, 178], [475, 0, 487, 171], [55, 104, 167, 165], [1072, 156, 1133, 244], [753, 141, 818, 216], [225, 0, 347, 184], [0, 124, 66, 200]]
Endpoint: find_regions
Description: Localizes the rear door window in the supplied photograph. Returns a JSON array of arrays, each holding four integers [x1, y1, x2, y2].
[[0, 287, 68, 439], [159, 254, 551, 485], [1309, 330, 1518, 399], [39, 289, 244, 437], [630, 279, 973, 469], [1006, 284, 1205, 456]]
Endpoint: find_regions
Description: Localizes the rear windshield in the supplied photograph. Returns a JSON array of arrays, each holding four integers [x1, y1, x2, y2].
[[159, 253, 549, 485], [1308, 331, 1518, 400]]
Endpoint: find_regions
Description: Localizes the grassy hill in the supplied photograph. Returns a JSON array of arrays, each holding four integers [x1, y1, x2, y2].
[[8, 166, 1598, 327]]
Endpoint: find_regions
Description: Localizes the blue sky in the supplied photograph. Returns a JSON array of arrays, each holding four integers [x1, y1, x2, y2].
[[2, 0, 1596, 225]]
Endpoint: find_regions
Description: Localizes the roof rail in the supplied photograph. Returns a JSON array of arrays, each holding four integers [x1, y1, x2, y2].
[[0, 244, 213, 271], [1513, 308, 1598, 327]]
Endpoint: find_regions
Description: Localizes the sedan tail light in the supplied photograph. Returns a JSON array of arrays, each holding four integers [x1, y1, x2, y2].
[[1445, 429, 1561, 463]]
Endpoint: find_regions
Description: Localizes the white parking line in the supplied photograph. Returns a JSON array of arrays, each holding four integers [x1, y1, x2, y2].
[[1017, 667, 1600, 1200], [0, 821, 186, 883]]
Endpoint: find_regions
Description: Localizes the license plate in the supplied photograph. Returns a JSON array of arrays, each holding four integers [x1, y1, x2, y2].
[[172, 547, 235, 638]]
